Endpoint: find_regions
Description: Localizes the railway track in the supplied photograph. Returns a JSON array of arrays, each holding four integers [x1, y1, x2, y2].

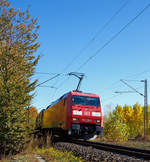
[[64, 139, 150, 160]]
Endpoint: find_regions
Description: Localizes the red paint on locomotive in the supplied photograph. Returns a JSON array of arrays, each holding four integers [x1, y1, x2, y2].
[[36, 91, 103, 139]]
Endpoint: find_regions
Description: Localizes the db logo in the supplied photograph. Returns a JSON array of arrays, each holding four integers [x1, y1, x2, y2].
[[84, 111, 90, 116]]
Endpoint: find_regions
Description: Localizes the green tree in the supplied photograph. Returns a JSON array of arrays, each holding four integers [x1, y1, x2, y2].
[[28, 106, 38, 130], [0, 0, 40, 154]]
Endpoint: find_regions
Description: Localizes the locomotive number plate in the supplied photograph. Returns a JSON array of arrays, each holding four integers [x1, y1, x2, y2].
[[82, 119, 91, 122], [84, 111, 90, 116]]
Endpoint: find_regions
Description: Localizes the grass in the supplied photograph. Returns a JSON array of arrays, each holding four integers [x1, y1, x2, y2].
[[0, 147, 84, 162], [93, 136, 150, 149], [35, 147, 84, 162], [121, 140, 150, 149], [2, 135, 150, 162], [0, 153, 39, 162], [0, 134, 84, 162]]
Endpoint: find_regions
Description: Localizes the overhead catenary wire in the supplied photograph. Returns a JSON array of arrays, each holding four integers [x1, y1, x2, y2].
[[99, 80, 121, 93], [34, 72, 65, 87], [62, 0, 130, 73], [121, 79, 144, 82], [35, 72, 61, 75], [120, 79, 144, 96], [52, 3, 150, 100], [103, 93, 123, 102], [36, 74, 61, 87], [36, 3, 150, 105], [100, 68, 150, 95], [91, 68, 150, 105], [125, 68, 150, 78], [102, 85, 145, 103], [39, 85, 57, 89], [50, 1, 130, 98], [76, 4, 150, 71], [102, 85, 144, 103], [51, 76, 70, 100]]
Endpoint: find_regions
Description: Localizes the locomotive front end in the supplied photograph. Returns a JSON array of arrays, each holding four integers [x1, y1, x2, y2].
[[68, 92, 103, 139]]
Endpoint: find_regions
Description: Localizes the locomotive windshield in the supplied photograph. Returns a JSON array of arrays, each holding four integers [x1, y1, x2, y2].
[[72, 95, 100, 107]]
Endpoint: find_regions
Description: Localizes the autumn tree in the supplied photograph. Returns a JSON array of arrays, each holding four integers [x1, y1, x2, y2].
[[104, 103, 149, 141], [0, 0, 40, 154], [104, 108, 129, 142], [28, 106, 38, 130], [121, 104, 143, 138], [132, 103, 144, 137]]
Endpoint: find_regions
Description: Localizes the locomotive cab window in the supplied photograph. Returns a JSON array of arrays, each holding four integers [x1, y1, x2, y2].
[[72, 95, 100, 107]]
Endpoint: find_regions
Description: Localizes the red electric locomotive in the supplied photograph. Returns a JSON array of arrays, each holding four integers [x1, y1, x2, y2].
[[36, 90, 103, 139]]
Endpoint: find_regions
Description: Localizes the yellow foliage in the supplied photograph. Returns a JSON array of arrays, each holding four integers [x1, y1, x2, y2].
[[122, 105, 133, 123], [104, 103, 147, 140]]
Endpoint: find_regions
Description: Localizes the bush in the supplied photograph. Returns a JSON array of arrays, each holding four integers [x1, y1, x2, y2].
[[104, 113, 129, 142]]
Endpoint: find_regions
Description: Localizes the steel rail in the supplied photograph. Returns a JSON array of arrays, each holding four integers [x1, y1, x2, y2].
[[67, 140, 150, 160]]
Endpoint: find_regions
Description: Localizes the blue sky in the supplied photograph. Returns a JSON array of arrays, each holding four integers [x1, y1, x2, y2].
[[11, 0, 150, 114]]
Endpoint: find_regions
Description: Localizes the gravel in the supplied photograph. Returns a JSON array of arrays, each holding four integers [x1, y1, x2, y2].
[[53, 142, 150, 162]]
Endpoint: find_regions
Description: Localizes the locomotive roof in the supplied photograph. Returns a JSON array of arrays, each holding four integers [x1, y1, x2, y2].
[[71, 91, 99, 97], [45, 91, 100, 110], [46, 92, 69, 109]]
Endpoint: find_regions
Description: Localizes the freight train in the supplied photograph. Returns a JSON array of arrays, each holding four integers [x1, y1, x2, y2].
[[36, 91, 103, 139]]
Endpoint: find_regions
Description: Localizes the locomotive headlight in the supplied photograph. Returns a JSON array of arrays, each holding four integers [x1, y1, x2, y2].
[[73, 110, 82, 115], [92, 112, 101, 117], [95, 120, 100, 123], [73, 117, 79, 121]]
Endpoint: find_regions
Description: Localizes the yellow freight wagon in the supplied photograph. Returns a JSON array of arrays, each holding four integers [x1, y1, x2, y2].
[[42, 97, 67, 129]]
